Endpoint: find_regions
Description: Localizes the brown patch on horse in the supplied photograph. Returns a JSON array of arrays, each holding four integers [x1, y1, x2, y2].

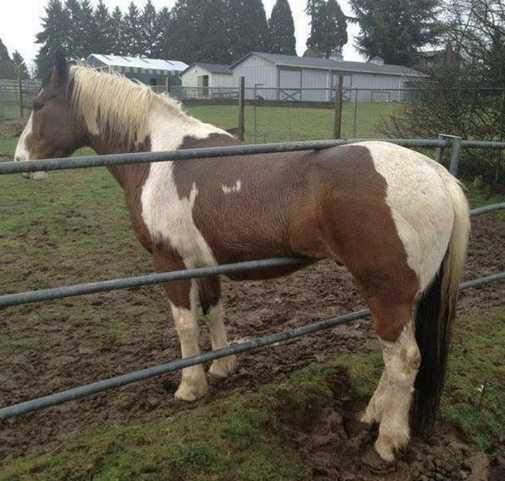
[[173, 141, 419, 340], [313, 145, 420, 341]]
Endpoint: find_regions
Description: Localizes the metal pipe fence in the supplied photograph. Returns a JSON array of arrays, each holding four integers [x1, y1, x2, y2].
[[1, 137, 505, 421]]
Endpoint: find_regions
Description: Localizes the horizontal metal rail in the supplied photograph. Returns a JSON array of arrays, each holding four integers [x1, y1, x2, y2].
[[0, 205, 502, 309], [0, 258, 308, 308], [461, 140, 505, 150], [1, 270, 504, 421], [0, 139, 450, 175]]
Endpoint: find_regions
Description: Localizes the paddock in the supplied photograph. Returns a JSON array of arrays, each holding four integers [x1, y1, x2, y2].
[[1, 139, 505, 480]]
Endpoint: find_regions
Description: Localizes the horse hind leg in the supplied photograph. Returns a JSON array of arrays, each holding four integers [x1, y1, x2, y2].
[[361, 369, 388, 425], [364, 301, 421, 462]]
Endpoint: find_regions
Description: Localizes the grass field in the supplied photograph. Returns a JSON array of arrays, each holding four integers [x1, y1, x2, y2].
[[188, 102, 401, 143], [1, 105, 504, 479]]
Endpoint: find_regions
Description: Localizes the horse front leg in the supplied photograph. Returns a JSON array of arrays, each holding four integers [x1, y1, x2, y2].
[[207, 301, 237, 378], [196, 277, 237, 378], [154, 251, 208, 402], [170, 293, 209, 401]]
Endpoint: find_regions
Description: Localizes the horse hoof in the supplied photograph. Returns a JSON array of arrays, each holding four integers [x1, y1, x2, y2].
[[174, 380, 208, 402], [209, 355, 237, 378], [362, 446, 397, 474]]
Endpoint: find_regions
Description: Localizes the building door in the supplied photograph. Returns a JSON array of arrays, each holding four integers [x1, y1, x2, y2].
[[279, 68, 302, 101], [198, 75, 210, 97]]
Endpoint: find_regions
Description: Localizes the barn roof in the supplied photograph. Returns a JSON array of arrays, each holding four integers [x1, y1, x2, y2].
[[182, 63, 232, 75], [88, 54, 188, 74], [231, 52, 426, 78]]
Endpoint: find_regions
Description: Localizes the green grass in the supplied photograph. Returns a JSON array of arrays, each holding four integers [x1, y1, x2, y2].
[[187, 102, 403, 143], [2, 305, 504, 480]]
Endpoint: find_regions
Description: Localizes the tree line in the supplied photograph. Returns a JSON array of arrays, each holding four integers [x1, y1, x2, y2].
[[33, 0, 356, 80], [4, 0, 463, 82], [34, 0, 295, 80], [0, 38, 29, 80]]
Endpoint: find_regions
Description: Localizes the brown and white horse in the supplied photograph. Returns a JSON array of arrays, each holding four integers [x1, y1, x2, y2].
[[15, 54, 470, 463]]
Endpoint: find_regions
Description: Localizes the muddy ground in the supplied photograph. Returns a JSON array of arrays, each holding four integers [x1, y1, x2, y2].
[[1, 213, 504, 480]]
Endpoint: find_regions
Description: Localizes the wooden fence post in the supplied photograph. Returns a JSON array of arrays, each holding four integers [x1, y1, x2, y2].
[[334, 75, 344, 139], [17, 71, 24, 119], [238, 77, 245, 141]]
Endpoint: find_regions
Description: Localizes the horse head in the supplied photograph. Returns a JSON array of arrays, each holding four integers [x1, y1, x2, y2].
[[15, 52, 85, 179]]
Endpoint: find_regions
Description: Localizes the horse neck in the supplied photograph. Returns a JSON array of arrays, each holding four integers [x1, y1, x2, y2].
[[86, 102, 224, 195]]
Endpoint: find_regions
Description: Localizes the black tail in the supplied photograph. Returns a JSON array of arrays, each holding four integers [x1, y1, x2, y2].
[[412, 254, 452, 434], [412, 178, 470, 434]]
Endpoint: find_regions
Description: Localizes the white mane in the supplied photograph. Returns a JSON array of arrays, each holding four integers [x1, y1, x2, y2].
[[69, 65, 188, 148]]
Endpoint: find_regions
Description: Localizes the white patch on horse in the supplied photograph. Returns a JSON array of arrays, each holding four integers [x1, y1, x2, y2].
[[359, 141, 454, 291], [15, 113, 33, 162], [222, 180, 241, 194], [374, 320, 420, 462], [141, 103, 231, 269], [14, 114, 48, 180]]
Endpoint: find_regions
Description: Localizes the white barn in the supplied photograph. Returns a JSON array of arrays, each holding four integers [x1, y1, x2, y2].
[[231, 52, 427, 102], [181, 63, 234, 97]]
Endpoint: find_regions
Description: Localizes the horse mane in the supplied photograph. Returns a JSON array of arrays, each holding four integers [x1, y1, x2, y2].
[[69, 65, 187, 148]]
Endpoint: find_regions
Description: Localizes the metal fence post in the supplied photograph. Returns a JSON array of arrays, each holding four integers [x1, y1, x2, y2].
[[449, 136, 462, 177], [334, 76, 344, 139], [238, 77, 245, 141], [437, 134, 463, 177], [435, 133, 445, 163]]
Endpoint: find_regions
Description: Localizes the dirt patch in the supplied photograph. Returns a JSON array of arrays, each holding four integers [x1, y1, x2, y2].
[[279, 368, 499, 481], [1, 213, 504, 478]]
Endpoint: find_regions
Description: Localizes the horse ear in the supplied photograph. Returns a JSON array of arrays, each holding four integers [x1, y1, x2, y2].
[[50, 50, 69, 87]]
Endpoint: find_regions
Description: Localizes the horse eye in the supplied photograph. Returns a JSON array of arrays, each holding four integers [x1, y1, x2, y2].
[[33, 101, 44, 112]]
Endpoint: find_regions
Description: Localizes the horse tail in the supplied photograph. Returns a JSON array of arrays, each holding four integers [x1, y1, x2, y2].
[[412, 174, 470, 434]]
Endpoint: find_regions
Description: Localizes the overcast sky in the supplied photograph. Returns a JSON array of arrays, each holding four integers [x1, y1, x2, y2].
[[0, 0, 363, 69]]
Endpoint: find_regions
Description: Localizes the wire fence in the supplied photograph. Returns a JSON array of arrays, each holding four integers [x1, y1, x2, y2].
[[3, 79, 505, 145], [1, 137, 505, 421], [0, 79, 40, 121]]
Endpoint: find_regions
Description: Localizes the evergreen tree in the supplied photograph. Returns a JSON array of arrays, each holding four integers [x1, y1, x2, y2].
[[80, 0, 99, 57], [305, 0, 326, 56], [12, 51, 30, 79], [349, 0, 443, 65], [123, 2, 144, 56], [0, 38, 17, 79], [306, 0, 347, 58], [36, 0, 70, 80], [325, 0, 347, 56], [169, 0, 231, 64], [110, 6, 127, 55], [94, 0, 114, 54], [64, 0, 85, 58], [156, 7, 173, 58], [142, 0, 159, 57], [227, 0, 271, 61], [269, 0, 296, 55]]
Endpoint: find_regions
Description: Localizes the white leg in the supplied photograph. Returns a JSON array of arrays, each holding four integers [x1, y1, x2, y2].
[[375, 320, 421, 462], [171, 301, 208, 402], [361, 369, 388, 425], [206, 302, 237, 378]]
